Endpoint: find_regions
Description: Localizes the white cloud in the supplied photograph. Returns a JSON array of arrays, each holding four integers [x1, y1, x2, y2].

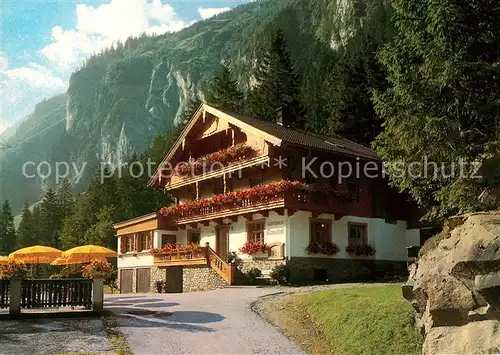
[[41, 0, 189, 72], [0, 56, 66, 124], [0, 54, 8, 72], [198, 7, 230, 19], [3, 63, 65, 89]]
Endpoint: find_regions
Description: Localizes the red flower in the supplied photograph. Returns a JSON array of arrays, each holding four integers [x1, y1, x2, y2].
[[239, 241, 267, 255], [305, 242, 340, 255], [346, 244, 376, 256]]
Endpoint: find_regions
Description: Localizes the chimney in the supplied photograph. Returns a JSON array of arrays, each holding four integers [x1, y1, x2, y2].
[[276, 107, 284, 126]]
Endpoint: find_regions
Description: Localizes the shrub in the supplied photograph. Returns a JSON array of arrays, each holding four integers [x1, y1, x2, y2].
[[0, 261, 27, 279], [245, 267, 262, 284], [270, 264, 290, 284]]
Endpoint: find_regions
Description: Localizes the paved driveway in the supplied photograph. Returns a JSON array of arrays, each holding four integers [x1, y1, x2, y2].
[[105, 287, 304, 355]]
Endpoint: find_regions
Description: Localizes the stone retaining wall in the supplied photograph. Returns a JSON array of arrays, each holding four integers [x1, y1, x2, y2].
[[287, 257, 407, 283], [183, 266, 228, 292]]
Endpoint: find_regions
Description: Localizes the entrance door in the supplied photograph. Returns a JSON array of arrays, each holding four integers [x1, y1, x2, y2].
[[120, 269, 133, 293], [216, 225, 230, 259]]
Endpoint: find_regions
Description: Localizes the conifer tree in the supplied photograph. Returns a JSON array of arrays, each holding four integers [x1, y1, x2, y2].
[[248, 29, 305, 127], [17, 202, 35, 248], [206, 63, 244, 112], [39, 189, 61, 247], [373, 0, 500, 219], [0, 200, 16, 254]]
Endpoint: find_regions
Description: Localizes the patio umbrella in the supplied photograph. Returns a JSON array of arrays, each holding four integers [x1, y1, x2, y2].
[[51, 256, 107, 266], [62, 245, 117, 263], [8, 245, 62, 264], [0, 256, 9, 265]]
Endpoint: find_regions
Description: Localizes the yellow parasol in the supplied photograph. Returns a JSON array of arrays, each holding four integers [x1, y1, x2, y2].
[[51, 256, 107, 266], [9, 245, 62, 264], [0, 256, 9, 265], [62, 245, 117, 263]]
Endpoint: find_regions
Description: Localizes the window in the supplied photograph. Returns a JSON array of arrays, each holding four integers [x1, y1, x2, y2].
[[125, 236, 135, 252], [139, 232, 153, 251], [310, 219, 331, 244], [188, 230, 201, 244], [347, 180, 359, 201], [249, 172, 263, 187], [348, 223, 367, 245], [213, 178, 224, 195], [161, 234, 177, 246], [247, 220, 265, 243]]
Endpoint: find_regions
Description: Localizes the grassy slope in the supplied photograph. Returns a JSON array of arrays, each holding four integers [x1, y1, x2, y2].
[[297, 285, 422, 355]]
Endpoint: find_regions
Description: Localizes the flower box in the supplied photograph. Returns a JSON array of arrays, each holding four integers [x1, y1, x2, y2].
[[160, 180, 308, 218], [176, 144, 257, 177], [346, 244, 376, 256], [239, 241, 267, 256], [305, 242, 340, 256]]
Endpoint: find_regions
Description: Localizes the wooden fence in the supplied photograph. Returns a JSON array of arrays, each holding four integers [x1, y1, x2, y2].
[[20, 279, 93, 309], [0, 279, 9, 309]]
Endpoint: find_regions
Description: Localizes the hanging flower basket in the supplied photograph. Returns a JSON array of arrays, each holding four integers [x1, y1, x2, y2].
[[346, 244, 376, 256], [305, 242, 340, 256]]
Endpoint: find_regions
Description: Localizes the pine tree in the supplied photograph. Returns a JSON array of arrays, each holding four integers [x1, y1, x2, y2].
[[0, 200, 17, 254], [17, 202, 35, 248], [248, 29, 305, 127], [373, 0, 500, 219], [39, 189, 61, 247], [57, 179, 73, 220], [206, 63, 244, 112]]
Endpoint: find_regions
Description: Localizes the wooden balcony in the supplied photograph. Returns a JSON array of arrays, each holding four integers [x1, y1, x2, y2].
[[166, 188, 351, 225], [166, 155, 270, 191], [154, 245, 236, 284]]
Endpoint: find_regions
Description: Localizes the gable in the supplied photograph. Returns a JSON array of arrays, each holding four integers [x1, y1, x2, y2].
[[148, 104, 281, 187]]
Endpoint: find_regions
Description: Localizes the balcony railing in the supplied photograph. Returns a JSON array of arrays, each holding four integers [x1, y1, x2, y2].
[[162, 187, 351, 224], [153, 244, 236, 284]]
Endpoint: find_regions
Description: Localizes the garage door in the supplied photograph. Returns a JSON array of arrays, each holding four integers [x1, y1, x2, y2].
[[136, 268, 151, 293], [120, 269, 133, 293]]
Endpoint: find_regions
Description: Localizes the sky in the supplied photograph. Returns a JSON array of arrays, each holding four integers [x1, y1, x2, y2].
[[0, 0, 252, 135]]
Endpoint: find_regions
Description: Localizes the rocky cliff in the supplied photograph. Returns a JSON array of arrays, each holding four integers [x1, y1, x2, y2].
[[0, 0, 393, 210], [403, 212, 500, 354]]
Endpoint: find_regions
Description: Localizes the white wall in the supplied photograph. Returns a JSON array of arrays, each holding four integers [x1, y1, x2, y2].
[[197, 211, 287, 260], [117, 253, 154, 269], [154, 229, 184, 248], [287, 210, 420, 261]]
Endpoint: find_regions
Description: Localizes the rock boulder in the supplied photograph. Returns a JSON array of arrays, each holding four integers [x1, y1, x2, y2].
[[404, 211, 500, 354]]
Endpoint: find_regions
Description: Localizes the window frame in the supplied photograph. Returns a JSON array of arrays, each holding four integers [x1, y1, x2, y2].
[[161, 234, 177, 247], [246, 219, 266, 243], [188, 229, 201, 244], [347, 180, 360, 201], [309, 218, 332, 244], [347, 222, 368, 245]]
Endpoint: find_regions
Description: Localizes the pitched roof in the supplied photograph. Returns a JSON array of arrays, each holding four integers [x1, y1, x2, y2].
[[217, 108, 381, 161], [148, 104, 380, 187]]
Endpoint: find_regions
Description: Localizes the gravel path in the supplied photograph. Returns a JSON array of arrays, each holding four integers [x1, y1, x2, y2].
[[0, 317, 113, 354], [105, 287, 305, 355]]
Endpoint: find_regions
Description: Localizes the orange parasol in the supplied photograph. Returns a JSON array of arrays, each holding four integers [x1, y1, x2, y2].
[[61, 245, 117, 264], [51, 256, 107, 266], [8, 245, 62, 264]]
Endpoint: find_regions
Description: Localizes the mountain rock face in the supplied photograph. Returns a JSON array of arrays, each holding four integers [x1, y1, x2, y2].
[[0, 0, 390, 210], [403, 212, 500, 354]]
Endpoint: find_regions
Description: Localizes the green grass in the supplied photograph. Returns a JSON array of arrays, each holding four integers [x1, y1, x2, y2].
[[296, 285, 423, 355]]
